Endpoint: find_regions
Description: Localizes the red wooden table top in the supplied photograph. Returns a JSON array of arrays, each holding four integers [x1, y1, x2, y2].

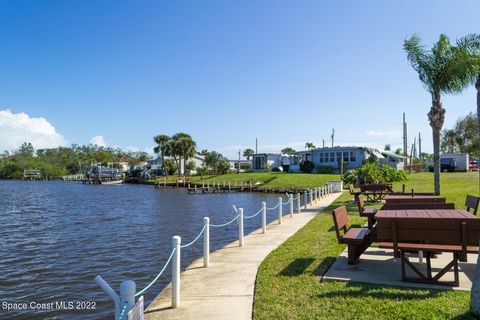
[[376, 209, 476, 220], [384, 194, 446, 203]]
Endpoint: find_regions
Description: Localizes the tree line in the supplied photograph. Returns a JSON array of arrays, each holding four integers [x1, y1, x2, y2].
[[0, 142, 149, 179]]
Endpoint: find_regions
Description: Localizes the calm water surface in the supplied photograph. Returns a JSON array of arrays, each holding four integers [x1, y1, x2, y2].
[[0, 181, 284, 319]]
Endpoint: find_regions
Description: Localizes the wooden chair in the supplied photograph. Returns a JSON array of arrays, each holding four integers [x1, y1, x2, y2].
[[356, 194, 377, 228], [348, 183, 362, 200], [332, 206, 372, 264], [466, 195, 480, 215]]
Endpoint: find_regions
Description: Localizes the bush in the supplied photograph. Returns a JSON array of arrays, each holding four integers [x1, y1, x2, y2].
[[343, 158, 406, 186], [300, 160, 315, 173], [315, 165, 333, 174]]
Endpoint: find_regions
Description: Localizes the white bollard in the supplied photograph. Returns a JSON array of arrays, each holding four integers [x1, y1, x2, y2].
[[310, 190, 313, 205], [304, 190, 308, 209], [262, 202, 267, 233], [239, 208, 244, 247], [278, 197, 283, 224], [120, 280, 136, 314], [223, 181, 225, 187], [203, 217, 210, 267], [228, 181, 231, 190], [297, 193, 301, 213], [289, 194, 294, 217], [172, 236, 181, 308], [317, 188, 320, 200]]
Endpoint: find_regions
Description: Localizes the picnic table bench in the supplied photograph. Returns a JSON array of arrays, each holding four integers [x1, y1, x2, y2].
[[376, 209, 480, 286], [359, 184, 393, 201]]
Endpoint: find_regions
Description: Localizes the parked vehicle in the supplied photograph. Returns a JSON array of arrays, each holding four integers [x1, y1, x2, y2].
[[470, 161, 478, 171], [440, 158, 456, 172], [440, 154, 469, 172]]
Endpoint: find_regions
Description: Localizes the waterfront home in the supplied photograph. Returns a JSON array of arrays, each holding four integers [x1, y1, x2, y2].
[[228, 159, 252, 172], [252, 146, 405, 173], [141, 155, 206, 178]]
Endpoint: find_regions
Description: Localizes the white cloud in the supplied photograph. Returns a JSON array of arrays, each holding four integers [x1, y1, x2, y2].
[[0, 109, 67, 151], [90, 135, 107, 147], [365, 129, 402, 138]]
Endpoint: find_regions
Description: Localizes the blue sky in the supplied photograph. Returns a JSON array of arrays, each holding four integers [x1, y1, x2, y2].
[[0, 0, 478, 158]]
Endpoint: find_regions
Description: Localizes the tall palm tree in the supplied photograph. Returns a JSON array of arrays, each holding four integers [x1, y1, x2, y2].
[[243, 148, 254, 160], [404, 34, 480, 195], [153, 134, 170, 176], [305, 142, 315, 150]]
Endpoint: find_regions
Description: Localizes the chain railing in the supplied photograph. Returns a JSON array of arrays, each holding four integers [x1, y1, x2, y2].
[[95, 181, 338, 319]]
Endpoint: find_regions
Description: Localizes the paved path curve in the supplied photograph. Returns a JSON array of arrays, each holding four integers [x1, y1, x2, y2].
[[145, 192, 343, 320]]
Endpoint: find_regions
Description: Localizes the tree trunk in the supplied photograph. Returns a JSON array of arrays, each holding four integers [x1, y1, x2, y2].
[[471, 76, 480, 316], [427, 94, 445, 196]]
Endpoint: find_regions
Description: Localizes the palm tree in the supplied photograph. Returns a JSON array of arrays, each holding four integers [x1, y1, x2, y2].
[[153, 134, 171, 176], [243, 148, 254, 160], [281, 147, 295, 154], [404, 34, 480, 195], [441, 129, 458, 154], [305, 142, 315, 150]]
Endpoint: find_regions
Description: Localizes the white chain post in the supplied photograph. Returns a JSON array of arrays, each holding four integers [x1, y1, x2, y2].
[[278, 197, 283, 224], [296, 193, 301, 213], [304, 190, 308, 209], [239, 208, 244, 247], [289, 194, 294, 217], [120, 280, 135, 318], [317, 188, 320, 200], [172, 236, 181, 308], [203, 217, 210, 267], [262, 202, 267, 233]]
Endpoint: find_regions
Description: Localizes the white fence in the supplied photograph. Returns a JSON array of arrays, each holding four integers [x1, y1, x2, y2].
[[96, 182, 338, 319]]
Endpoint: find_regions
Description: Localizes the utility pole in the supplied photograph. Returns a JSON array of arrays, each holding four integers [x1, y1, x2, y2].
[[238, 150, 241, 174], [418, 132, 422, 159], [255, 138, 258, 154], [331, 128, 335, 147], [403, 113, 408, 167], [322, 139, 325, 148]]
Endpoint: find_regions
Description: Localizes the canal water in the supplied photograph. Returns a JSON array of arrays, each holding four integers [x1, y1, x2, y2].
[[0, 180, 284, 319]]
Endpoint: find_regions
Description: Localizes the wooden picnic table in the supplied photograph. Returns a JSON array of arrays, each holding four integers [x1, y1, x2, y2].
[[375, 208, 480, 286], [360, 184, 393, 202], [384, 194, 446, 204]]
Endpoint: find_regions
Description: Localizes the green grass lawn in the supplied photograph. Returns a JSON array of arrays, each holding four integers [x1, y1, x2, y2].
[[253, 172, 478, 320]]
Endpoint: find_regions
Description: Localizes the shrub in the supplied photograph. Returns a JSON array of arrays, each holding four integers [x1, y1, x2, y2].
[[315, 165, 333, 174], [300, 160, 315, 173], [343, 158, 406, 186]]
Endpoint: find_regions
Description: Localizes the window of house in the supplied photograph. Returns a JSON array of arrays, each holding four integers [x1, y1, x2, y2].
[[343, 152, 349, 162], [350, 151, 356, 162], [336, 152, 342, 162], [330, 152, 335, 162], [319, 153, 325, 163]]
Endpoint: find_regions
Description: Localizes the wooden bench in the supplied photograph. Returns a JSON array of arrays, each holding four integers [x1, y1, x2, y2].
[[348, 183, 362, 200], [332, 206, 373, 264], [466, 195, 480, 215], [356, 194, 377, 228]]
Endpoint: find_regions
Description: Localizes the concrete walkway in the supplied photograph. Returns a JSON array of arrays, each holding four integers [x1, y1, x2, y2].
[[145, 192, 342, 320]]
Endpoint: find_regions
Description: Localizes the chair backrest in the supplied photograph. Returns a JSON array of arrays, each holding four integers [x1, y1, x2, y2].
[[356, 194, 365, 212], [348, 184, 355, 194], [382, 203, 456, 210], [466, 195, 480, 215], [332, 206, 349, 243]]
